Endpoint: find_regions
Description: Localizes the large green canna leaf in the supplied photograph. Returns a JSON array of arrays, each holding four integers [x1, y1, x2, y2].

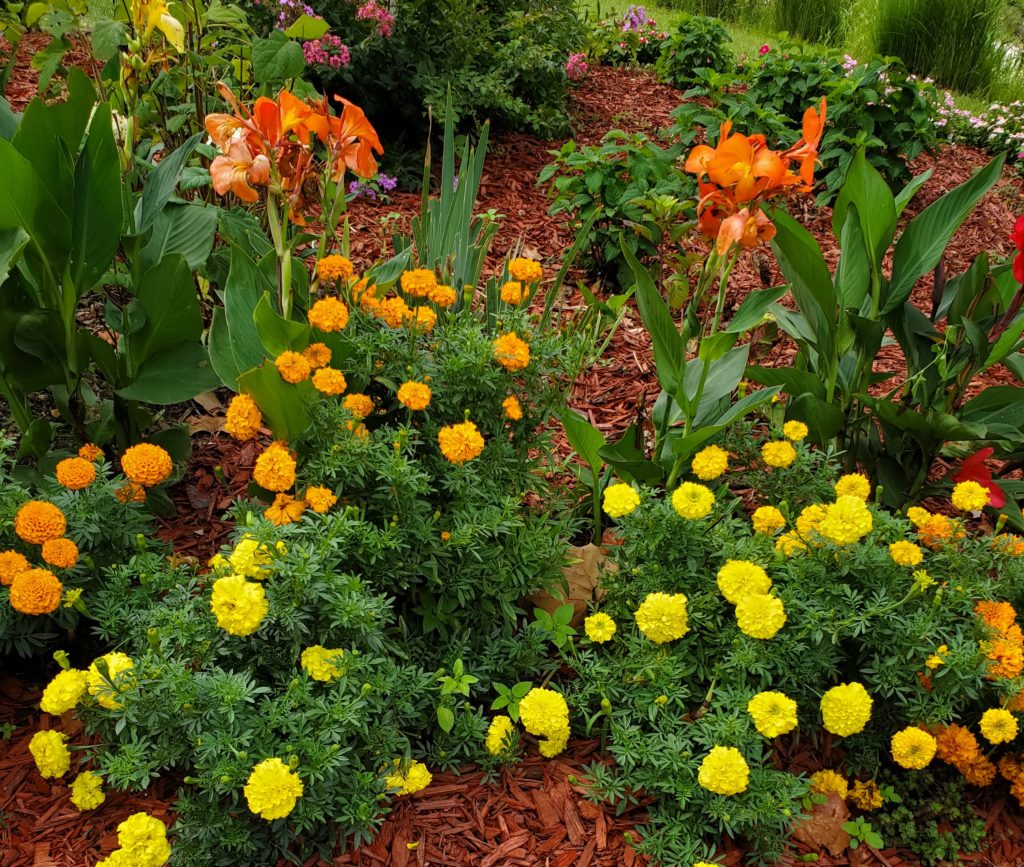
[[0, 138, 71, 270], [139, 202, 217, 273], [116, 343, 220, 404], [238, 363, 311, 441], [557, 407, 606, 477], [135, 133, 204, 234], [128, 254, 203, 369], [831, 149, 897, 270]]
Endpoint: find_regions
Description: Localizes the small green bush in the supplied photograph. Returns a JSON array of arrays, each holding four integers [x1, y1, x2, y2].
[[655, 15, 734, 87]]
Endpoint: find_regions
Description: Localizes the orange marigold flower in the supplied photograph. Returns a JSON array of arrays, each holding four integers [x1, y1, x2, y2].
[[353, 279, 380, 312], [934, 724, 981, 767], [503, 395, 523, 420], [312, 367, 347, 396], [224, 394, 263, 441], [378, 296, 411, 328], [316, 254, 355, 284], [253, 442, 297, 492], [305, 486, 337, 514], [42, 538, 79, 569], [53, 458, 94, 493], [346, 420, 369, 440], [302, 343, 332, 369], [976, 600, 1018, 634], [400, 269, 437, 298], [993, 534, 1024, 557], [405, 305, 437, 332], [438, 420, 485, 464], [500, 281, 528, 305], [0, 551, 30, 586], [961, 755, 997, 787], [397, 381, 431, 411], [1012, 777, 1024, 807], [121, 443, 173, 487], [265, 493, 306, 526], [987, 639, 1024, 680], [275, 350, 312, 384], [999, 754, 1024, 783], [428, 284, 458, 308], [343, 393, 374, 419], [78, 443, 104, 462], [508, 257, 543, 284], [917, 514, 964, 549], [9, 568, 63, 614], [116, 483, 147, 503], [493, 332, 530, 371], [309, 296, 350, 332], [14, 501, 67, 544]]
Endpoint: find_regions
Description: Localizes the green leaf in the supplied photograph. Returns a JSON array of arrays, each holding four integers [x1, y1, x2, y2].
[[252, 30, 305, 84], [789, 392, 846, 442], [139, 202, 217, 272], [252, 292, 311, 356], [831, 148, 896, 268], [745, 365, 827, 399], [237, 363, 310, 442], [0, 227, 29, 284], [556, 408, 606, 476], [725, 286, 788, 333], [283, 13, 329, 39], [835, 203, 870, 313], [599, 423, 662, 483], [90, 18, 125, 62], [208, 306, 244, 389], [436, 706, 455, 734], [14, 417, 51, 460], [136, 133, 203, 233], [669, 386, 780, 460], [893, 168, 932, 215], [115, 343, 220, 404], [0, 138, 70, 268], [128, 254, 203, 367]]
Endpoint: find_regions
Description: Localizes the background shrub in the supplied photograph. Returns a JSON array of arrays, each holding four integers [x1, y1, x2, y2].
[[655, 14, 734, 87]]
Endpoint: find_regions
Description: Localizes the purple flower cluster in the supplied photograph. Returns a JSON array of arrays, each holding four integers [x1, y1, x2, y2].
[[303, 34, 351, 68], [621, 5, 649, 31], [274, 0, 316, 29], [356, 0, 395, 38], [566, 52, 588, 81], [348, 174, 398, 201]]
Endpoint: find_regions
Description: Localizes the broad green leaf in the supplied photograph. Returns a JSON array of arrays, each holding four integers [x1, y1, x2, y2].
[[136, 133, 203, 233], [283, 13, 329, 39], [831, 148, 896, 267], [221, 246, 273, 373], [0, 98, 19, 141], [894, 169, 932, 215], [669, 386, 780, 460], [252, 30, 305, 84], [557, 408, 606, 476], [0, 308, 66, 389], [208, 306, 243, 389], [140, 202, 217, 272], [129, 254, 203, 367], [253, 292, 311, 355], [116, 343, 220, 403], [90, 18, 125, 61], [238, 363, 310, 441], [0, 138, 70, 268], [725, 286, 788, 333], [598, 422, 662, 483], [835, 202, 870, 313], [0, 228, 29, 284], [789, 392, 846, 441], [745, 364, 827, 399]]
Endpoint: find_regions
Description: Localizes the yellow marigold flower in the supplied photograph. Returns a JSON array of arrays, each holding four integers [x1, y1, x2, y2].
[[485, 715, 515, 756], [116, 482, 147, 503], [312, 367, 347, 396], [253, 442, 297, 492], [55, 457, 96, 490], [386, 759, 433, 795], [796, 503, 827, 537], [716, 560, 771, 604], [302, 342, 332, 369], [265, 493, 306, 526], [406, 305, 437, 332], [226, 536, 278, 580], [70, 770, 105, 810], [697, 746, 749, 796], [429, 283, 458, 307], [78, 443, 104, 462], [40, 668, 88, 715], [776, 531, 806, 556], [810, 769, 848, 799], [502, 395, 523, 420], [752, 505, 785, 535], [29, 729, 70, 778], [316, 254, 354, 284], [508, 257, 543, 283], [112, 812, 170, 866], [891, 727, 937, 769], [817, 495, 873, 546], [538, 725, 570, 758], [500, 281, 528, 304], [602, 483, 640, 518], [309, 295, 350, 332], [761, 440, 796, 468], [584, 612, 617, 643], [301, 645, 345, 682], [671, 482, 715, 520], [635, 592, 689, 643], [378, 296, 411, 328], [224, 394, 262, 441], [889, 540, 923, 567], [400, 268, 437, 298], [820, 682, 872, 737], [438, 420, 485, 464], [41, 538, 78, 569], [121, 443, 173, 487], [87, 652, 134, 709], [0, 550, 30, 586], [952, 480, 989, 512], [783, 420, 809, 441], [519, 687, 570, 747], [747, 691, 798, 738], [906, 506, 931, 527], [980, 708, 1018, 744], [913, 569, 936, 592], [344, 393, 374, 419], [835, 473, 871, 500], [14, 501, 67, 544], [305, 486, 337, 514], [735, 593, 786, 639], [275, 350, 312, 384], [398, 381, 432, 411], [493, 331, 531, 371], [244, 758, 304, 820], [925, 644, 948, 670], [849, 779, 883, 811], [9, 568, 63, 615], [692, 445, 729, 480], [210, 574, 268, 636]]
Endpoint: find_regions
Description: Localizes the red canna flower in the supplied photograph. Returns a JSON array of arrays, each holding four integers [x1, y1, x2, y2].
[[954, 447, 1006, 509], [1012, 215, 1024, 284]]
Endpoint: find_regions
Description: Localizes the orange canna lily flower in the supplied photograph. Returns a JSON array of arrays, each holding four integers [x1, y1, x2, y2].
[[684, 144, 717, 177], [328, 96, 383, 180], [707, 133, 795, 202], [716, 207, 777, 256], [210, 141, 270, 202]]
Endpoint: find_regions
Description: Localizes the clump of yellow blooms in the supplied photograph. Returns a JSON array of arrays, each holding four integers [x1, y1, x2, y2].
[[891, 727, 937, 769], [121, 443, 173, 487], [14, 501, 67, 544], [752, 505, 785, 535], [244, 757, 304, 819], [438, 420, 485, 464], [697, 746, 749, 795], [97, 812, 171, 867], [87, 652, 135, 709], [305, 486, 337, 514], [635, 592, 689, 643], [344, 393, 374, 419], [691, 445, 729, 480], [980, 708, 1018, 744], [716, 560, 771, 604], [224, 393, 263, 440], [509, 257, 543, 283], [316, 254, 354, 283], [400, 268, 437, 298], [503, 395, 522, 420], [378, 296, 411, 328], [889, 540, 923, 566], [0, 550, 29, 585], [211, 574, 268, 636], [602, 483, 640, 518], [835, 473, 871, 500], [735, 594, 786, 639], [820, 682, 872, 736], [952, 480, 989, 512], [41, 668, 88, 715], [747, 691, 798, 737], [925, 644, 948, 669], [309, 296, 350, 331], [810, 769, 848, 799], [253, 442, 297, 492], [266, 493, 306, 526], [78, 443, 104, 462], [55, 456, 96, 490], [398, 380, 431, 411], [761, 440, 796, 468], [817, 495, 873, 546], [584, 612, 617, 643], [486, 715, 516, 756], [385, 759, 433, 795], [70, 770, 105, 810], [519, 687, 570, 757], [671, 482, 715, 520], [9, 568, 63, 615], [30, 729, 71, 778], [849, 779, 884, 811], [783, 420, 809, 441], [312, 367, 347, 395], [500, 281, 528, 304], [429, 283, 458, 307], [302, 342, 332, 369], [42, 538, 78, 569], [301, 645, 345, 682], [493, 331, 531, 371], [275, 350, 312, 383]]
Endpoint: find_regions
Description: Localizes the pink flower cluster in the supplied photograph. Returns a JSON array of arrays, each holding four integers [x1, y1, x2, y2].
[[356, 0, 394, 37], [566, 52, 588, 81], [303, 34, 351, 68]]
